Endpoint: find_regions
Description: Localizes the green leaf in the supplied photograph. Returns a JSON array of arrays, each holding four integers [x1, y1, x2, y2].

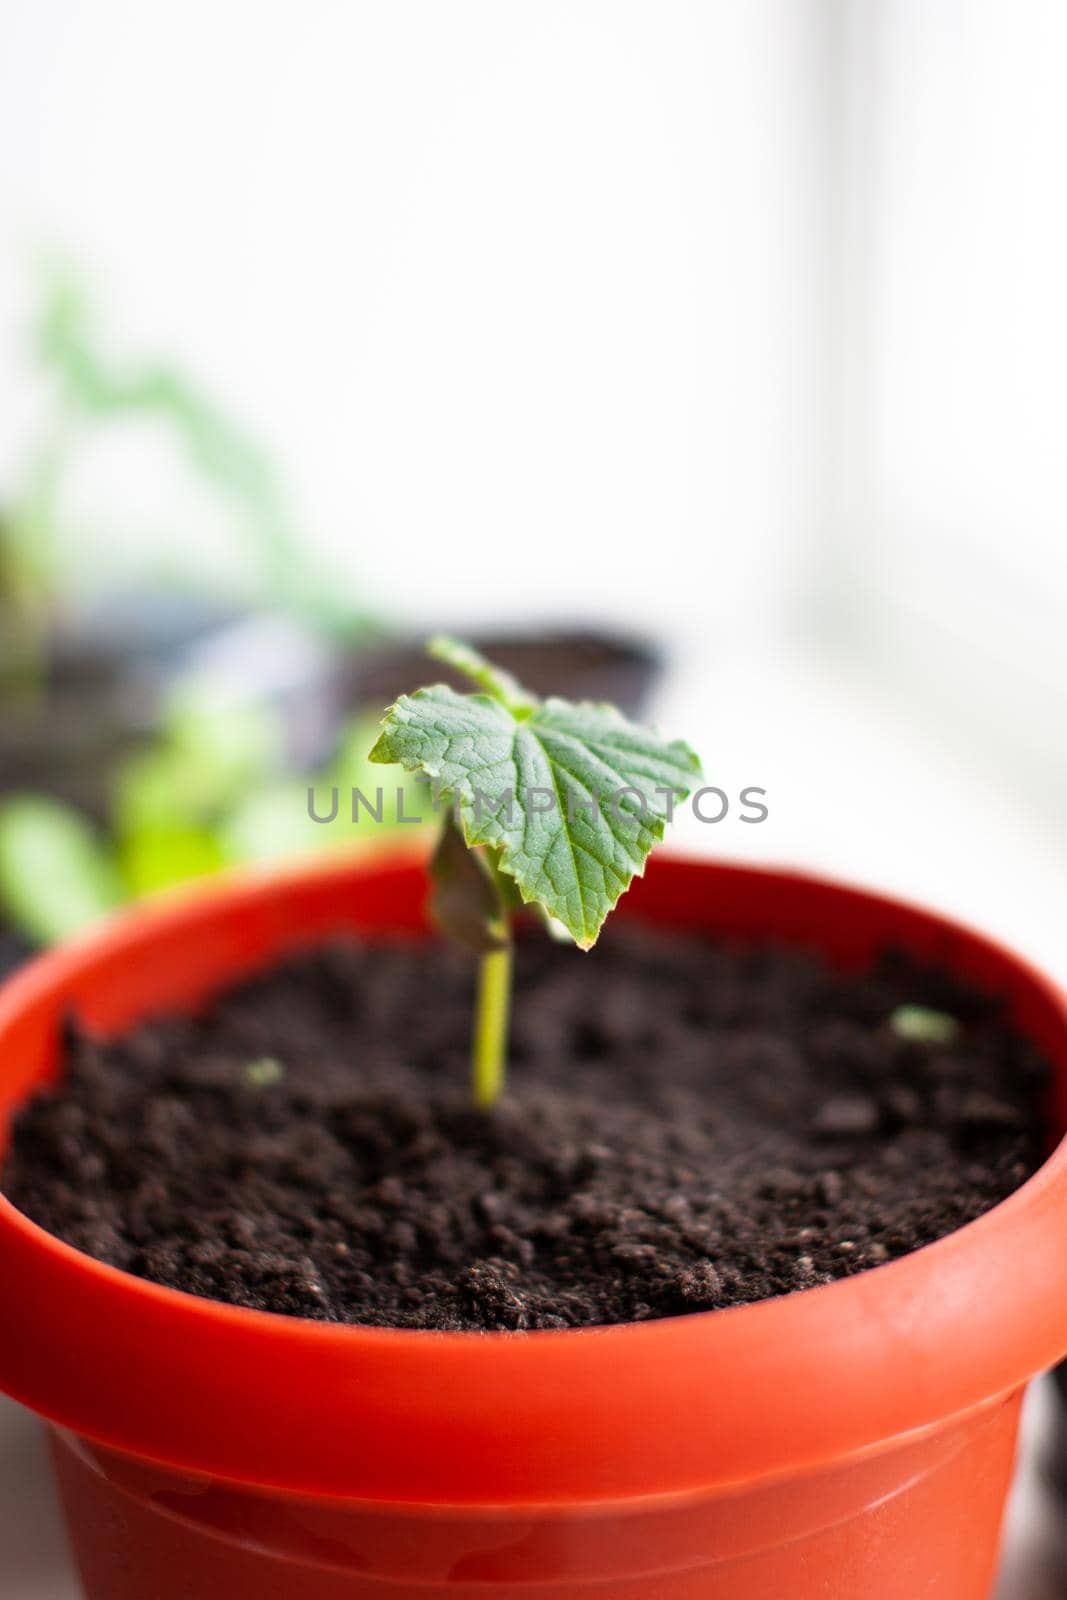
[[0, 795, 123, 944], [369, 643, 702, 948]]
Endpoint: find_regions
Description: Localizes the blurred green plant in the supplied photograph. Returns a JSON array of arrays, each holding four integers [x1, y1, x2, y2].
[[0, 796, 123, 945], [0, 262, 408, 942], [0, 695, 432, 945], [0, 262, 373, 693], [113, 694, 281, 895]]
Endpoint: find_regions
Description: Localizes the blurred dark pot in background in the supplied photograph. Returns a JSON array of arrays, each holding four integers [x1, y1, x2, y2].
[[343, 627, 661, 721], [0, 595, 244, 822], [2, 611, 662, 823], [0, 611, 662, 959]]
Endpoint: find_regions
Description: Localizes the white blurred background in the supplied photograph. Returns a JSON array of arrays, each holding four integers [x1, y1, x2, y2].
[[1, 7, 1066, 1593], [0, 1, 1063, 950]]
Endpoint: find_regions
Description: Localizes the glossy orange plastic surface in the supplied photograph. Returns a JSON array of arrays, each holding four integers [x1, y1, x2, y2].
[[0, 854, 1064, 1598]]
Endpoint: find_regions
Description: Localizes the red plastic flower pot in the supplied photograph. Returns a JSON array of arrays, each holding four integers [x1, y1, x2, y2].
[[0, 854, 1066, 1599]]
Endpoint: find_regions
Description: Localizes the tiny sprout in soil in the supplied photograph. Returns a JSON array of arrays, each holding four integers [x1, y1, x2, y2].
[[889, 1004, 960, 1045], [369, 636, 702, 1108], [244, 1056, 285, 1088]]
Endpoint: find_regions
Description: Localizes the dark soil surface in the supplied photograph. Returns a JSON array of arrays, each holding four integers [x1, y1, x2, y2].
[[1, 926, 1049, 1331]]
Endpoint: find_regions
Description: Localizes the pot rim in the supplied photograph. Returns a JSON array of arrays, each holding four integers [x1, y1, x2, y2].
[[0, 850, 1064, 1506]]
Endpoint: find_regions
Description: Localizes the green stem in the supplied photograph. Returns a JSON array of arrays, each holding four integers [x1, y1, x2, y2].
[[472, 941, 513, 1108]]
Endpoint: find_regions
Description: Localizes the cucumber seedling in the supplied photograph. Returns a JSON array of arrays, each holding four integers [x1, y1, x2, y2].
[[370, 636, 702, 1107]]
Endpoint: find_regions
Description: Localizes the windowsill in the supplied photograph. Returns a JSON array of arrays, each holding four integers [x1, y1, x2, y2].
[[659, 638, 1067, 988]]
